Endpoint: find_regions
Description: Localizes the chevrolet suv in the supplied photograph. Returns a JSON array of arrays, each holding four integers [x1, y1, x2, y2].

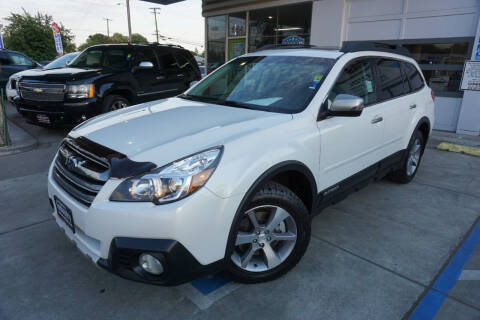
[[47, 43, 434, 285], [12, 44, 200, 126]]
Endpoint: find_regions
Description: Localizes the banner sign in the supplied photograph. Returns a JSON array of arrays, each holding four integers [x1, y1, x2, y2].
[[51, 22, 63, 56], [460, 60, 480, 91], [0, 33, 4, 49]]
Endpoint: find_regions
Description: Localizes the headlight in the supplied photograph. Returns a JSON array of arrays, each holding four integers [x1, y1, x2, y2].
[[110, 147, 223, 204], [67, 84, 94, 99]]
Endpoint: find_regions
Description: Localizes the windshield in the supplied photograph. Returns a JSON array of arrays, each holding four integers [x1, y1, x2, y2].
[[184, 55, 334, 113], [69, 47, 133, 70], [43, 53, 79, 70]]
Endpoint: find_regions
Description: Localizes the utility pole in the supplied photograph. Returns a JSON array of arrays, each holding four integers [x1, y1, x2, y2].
[[126, 0, 132, 43], [150, 7, 161, 43], [103, 18, 112, 37]]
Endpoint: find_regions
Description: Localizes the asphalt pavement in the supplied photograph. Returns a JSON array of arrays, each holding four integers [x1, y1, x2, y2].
[[1, 101, 479, 320]]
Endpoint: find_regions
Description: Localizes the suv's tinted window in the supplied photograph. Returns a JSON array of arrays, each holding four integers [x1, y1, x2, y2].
[[174, 52, 193, 71], [9, 53, 33, 66], [156, 50, 178, 70], [328, 59, 376, 106], [376, 59, 408, 100], [135, 47, 158, 68], [70, 47, 133, 70], [404, 62, 424, 92]]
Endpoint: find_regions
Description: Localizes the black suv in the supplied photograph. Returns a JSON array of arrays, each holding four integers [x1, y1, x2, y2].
[[12, 44, 201, 126]]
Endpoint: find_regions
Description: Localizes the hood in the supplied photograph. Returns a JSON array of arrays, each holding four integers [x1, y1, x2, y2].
[[71, 97, 292, 165], [18, 67, 102, 82]]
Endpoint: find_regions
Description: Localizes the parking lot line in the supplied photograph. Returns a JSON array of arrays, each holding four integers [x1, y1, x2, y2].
[[458, 270, 480, 281], [409, 219, 480, 320]]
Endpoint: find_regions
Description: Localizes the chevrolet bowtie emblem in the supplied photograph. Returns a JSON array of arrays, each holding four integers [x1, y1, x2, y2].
[[33, 88, 43, 93]]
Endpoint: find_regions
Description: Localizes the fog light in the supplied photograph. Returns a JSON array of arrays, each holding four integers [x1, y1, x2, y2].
[[139, 253, 164, 275]]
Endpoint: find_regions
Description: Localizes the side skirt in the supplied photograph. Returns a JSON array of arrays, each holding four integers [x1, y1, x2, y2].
[[315, 150, 406, 214]]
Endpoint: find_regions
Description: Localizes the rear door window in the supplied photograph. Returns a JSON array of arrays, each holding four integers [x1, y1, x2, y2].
[[328, 58, 377, 106], [375, 59, 409, 101], [134, 47, 158, 68], [156, 50, 179, 71], [403, 62, 425, 92]]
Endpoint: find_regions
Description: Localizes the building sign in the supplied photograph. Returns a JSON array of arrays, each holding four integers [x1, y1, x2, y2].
[[281, 36, 305, 45], [475, 42, 480, 60], [51, 22, 63, 56], [460, 60, 480, 91]]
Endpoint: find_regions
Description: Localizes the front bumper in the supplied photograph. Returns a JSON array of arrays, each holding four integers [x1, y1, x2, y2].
[[14, 96, 102, 126], [47, 161, 243, 285]]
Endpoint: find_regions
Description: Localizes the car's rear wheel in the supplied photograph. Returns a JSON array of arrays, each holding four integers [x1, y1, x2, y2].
[[226, 182, 310, 283], [102, 95, 130, 113], [388, 130, 425, 183]]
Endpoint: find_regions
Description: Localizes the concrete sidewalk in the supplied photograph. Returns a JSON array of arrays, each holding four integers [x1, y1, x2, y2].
[[0, 120, 37, 156]]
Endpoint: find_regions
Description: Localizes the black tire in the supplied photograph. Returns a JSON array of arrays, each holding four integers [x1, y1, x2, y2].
[[388, 130, 425, 184], [226, 181, 311, 283], [102, 95, 130, 113]]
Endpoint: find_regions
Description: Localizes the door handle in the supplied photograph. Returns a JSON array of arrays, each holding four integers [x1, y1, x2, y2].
[[409, 104, 417, 109], [176, 74, 185, 78], [371, 116, 383, 124], [156, 75, 166, 80]]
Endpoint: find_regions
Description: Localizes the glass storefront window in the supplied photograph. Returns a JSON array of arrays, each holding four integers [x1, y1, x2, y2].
[[207, 15, 226, 72], [403, 42, 471, 96], [248, 3, 312, 52], [229, 12, 246, 37]]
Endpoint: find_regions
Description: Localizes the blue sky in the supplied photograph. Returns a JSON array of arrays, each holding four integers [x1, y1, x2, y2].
[[1, 0, 204, 51]]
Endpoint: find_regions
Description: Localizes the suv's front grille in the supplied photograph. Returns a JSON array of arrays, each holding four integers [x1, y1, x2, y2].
[[53, 139, 110, 207], [19, 81, 65, 102]]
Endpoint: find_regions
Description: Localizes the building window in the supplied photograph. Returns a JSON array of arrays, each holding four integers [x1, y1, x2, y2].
[[403, 42, 471, 97], [229, 12, 246, 37], [207, 15, 226, 72], [248, 2, 312, 52]]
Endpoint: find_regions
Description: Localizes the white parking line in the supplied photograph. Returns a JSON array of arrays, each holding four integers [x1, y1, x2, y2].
[[458, 269, 480, 281], [176, 282, 242, 310]]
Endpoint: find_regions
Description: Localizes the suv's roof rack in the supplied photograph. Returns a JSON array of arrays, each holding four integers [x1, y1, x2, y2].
[[150, 43, 184, 49], [256, 44, 319, 51], [340, 41, 411, 57]]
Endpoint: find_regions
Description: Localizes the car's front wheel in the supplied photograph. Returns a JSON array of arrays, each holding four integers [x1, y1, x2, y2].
[[226, 182, 311, 283], [102, 94, 130, 113]]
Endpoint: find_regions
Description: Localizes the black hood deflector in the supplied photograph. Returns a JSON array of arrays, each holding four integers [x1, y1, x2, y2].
[[70, 136, 156, 179]]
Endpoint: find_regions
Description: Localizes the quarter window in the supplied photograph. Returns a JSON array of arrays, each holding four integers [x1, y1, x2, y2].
[[328, 59, 376, 106], [403, 62, 425, 92], [375, 59, 408, 100]]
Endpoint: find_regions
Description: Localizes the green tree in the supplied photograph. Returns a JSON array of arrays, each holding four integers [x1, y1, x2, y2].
[[78, 33, 110, 51], [131, 33, 149, 44], [3, 10, 76, 61], [78, 32, 149, 50]]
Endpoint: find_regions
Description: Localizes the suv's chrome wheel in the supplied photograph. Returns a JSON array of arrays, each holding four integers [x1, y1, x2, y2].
[[111, 100, 128, 110], [407, 138, 422, 176], [231, 205, 298, 272]]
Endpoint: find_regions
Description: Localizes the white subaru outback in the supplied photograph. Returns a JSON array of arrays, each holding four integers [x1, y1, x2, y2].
[[48, 43, 434, 285]]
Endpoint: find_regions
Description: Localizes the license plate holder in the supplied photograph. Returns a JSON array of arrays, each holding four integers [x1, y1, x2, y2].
[[54, 196, 75, 233]]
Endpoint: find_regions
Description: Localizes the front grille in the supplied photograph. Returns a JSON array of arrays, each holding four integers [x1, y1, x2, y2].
[[11, 79, 17, 90], [19, 81, 65, 102], [53, 139, 110, 207]]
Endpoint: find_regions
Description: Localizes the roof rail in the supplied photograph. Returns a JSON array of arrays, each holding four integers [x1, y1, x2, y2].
[[340, 41, 411, 57], [150, 43, 184, 49], [256, 44, 319, 51]]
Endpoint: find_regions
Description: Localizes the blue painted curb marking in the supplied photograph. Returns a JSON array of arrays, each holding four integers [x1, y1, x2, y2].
[[190, 273, 231, 295], [409, 220, 480, 320]]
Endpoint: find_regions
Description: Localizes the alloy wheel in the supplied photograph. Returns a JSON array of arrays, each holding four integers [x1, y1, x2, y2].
[[406, 138, 422, 176], [111, 100, 128, 110], [231, 205, 298, 272]]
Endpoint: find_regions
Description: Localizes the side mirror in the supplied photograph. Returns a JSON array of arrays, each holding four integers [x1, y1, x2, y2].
[[189, 81, 199, 88], [138, 61, 154, 69], [328, 94, 364, 116]]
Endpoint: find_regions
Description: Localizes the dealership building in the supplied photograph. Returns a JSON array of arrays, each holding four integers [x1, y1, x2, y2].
[[202, 0, 480, 135]]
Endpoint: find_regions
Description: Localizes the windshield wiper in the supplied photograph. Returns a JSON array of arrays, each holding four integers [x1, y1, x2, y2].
[[179, 95, 259, 111]]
